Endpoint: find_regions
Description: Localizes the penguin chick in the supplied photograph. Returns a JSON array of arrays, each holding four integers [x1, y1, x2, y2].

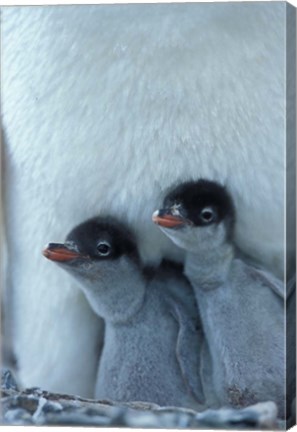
[[153, 179, 285, 417], [43, 216, 205, 410]]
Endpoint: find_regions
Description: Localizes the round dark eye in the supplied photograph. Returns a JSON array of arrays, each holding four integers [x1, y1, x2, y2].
[[97, 242, 111, 256], [200, 208, 214, 223]]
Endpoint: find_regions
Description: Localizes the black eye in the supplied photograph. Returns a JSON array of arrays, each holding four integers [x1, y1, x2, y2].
[[97, 242, 111, 256], [200, 207, 214, 223]]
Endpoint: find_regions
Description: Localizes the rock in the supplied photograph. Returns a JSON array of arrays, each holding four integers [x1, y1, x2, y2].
[[0, 369, 279, 428], [194, 402, 278, 429], [3, 408, 33, 425], [1, 368, 19, 392]]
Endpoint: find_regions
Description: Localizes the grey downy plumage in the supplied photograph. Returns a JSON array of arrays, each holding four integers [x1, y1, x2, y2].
[[153, 179, 287, 418], [43, 216, 205, 410]]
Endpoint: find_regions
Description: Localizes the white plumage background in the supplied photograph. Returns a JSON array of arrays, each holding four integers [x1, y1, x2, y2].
[[1, 3, 291, 397]]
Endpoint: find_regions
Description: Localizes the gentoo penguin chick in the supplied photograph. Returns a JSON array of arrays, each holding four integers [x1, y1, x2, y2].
[[153, 180, 285, 417], [43, 217, 205, 410]]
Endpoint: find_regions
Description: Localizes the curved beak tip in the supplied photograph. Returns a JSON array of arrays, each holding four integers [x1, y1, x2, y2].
[[42, 246, 51, 259], [152, 210, 160, 223]]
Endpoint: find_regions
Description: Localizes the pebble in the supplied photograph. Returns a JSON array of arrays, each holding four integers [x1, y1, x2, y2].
[[1, 368, 19, 392], [0, 368, 280, 428]]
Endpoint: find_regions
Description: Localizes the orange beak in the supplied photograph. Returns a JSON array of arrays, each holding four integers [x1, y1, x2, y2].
[[152, 210, 186, 228], [42, 243, 84, 262]]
